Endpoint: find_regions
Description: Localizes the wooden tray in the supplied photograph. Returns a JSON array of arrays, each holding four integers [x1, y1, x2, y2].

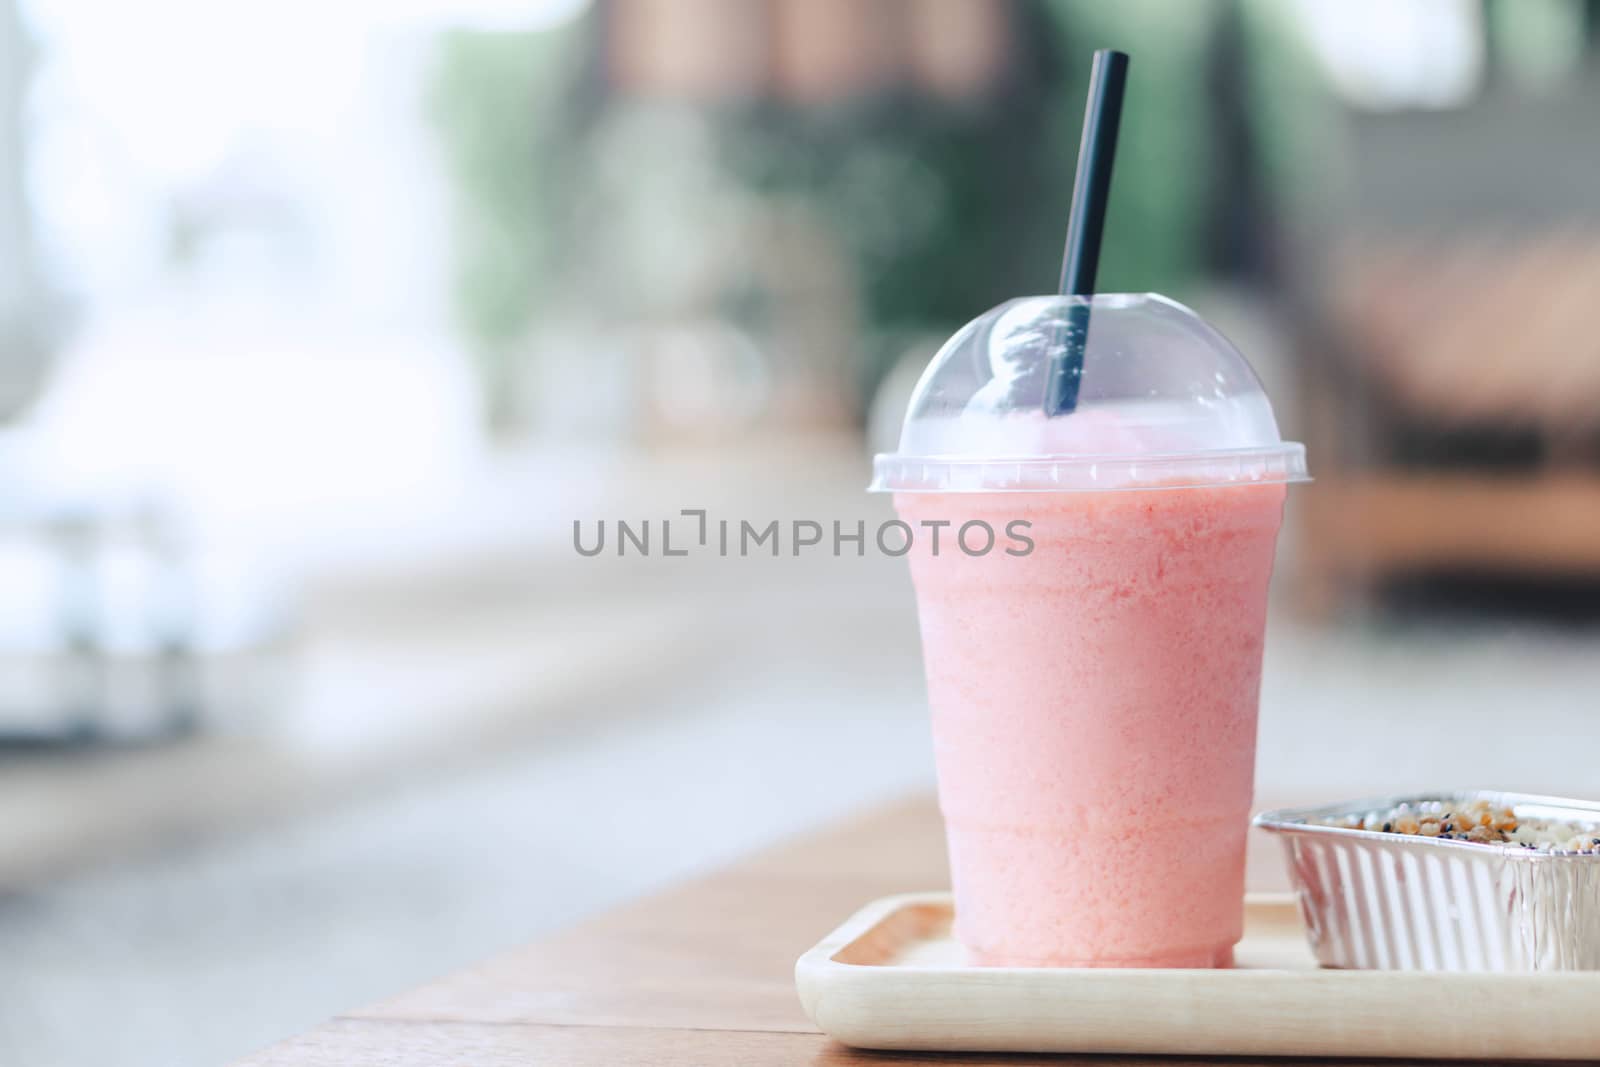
[[795, 892, 1600, 1060]]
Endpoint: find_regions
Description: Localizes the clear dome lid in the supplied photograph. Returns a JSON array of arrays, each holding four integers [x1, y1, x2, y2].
[[870, 293, 1308, 492]]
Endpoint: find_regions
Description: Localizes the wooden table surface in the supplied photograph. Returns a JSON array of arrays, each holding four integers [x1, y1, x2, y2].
[[231, 794, 1524, 1066]]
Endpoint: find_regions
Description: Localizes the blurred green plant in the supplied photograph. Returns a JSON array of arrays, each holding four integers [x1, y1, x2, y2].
[[429, 22, 587, 428], [715, 32, 1080, 394], [428, 0, 1326, 427]]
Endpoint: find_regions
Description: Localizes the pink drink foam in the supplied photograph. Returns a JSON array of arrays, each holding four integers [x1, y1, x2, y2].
[[897, 483, 1285, 967]]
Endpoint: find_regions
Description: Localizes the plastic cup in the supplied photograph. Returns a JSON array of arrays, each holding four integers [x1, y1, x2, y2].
[[871, 294, 1307, 967]]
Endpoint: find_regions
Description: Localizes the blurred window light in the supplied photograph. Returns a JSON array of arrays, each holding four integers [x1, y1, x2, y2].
[[392, 0, 591, 32], [1, 0, 33, 310], [19, 0, 587, 298], [332, 0, 592, 32], [1289, 0, 1485, 111], [21, 316, 484, 558], [1491, 0, 1586, 94], [20, 0, 368, 184], [20, 0, 370, 299]]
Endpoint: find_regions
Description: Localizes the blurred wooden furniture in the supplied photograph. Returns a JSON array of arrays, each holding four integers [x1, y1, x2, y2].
[[606, 0, 1010, 102], [231, 793, 1510, 1065], [1300, 472, 1600, 612], [1296, 232, 1600, 613]]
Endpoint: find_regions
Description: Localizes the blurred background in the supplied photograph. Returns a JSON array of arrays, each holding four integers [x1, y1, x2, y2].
[[3, 0, 1600, 1063]]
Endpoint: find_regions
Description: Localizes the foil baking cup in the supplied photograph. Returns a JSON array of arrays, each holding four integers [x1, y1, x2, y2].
[[1254, 791, 1600, 972]]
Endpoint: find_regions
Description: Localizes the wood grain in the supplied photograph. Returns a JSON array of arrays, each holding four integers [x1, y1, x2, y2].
[[233, 792, 1532, 1065], [1304, 474, 1600, 574], [234, 1020, 1527, 1067], [347, 796, 951, 1032]]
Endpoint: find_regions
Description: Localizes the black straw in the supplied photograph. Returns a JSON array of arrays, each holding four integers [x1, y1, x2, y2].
[[1046, 49, 1129, 416]]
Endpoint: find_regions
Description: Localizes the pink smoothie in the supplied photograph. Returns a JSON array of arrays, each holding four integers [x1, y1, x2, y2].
[[897, 482, 1285, 967]]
